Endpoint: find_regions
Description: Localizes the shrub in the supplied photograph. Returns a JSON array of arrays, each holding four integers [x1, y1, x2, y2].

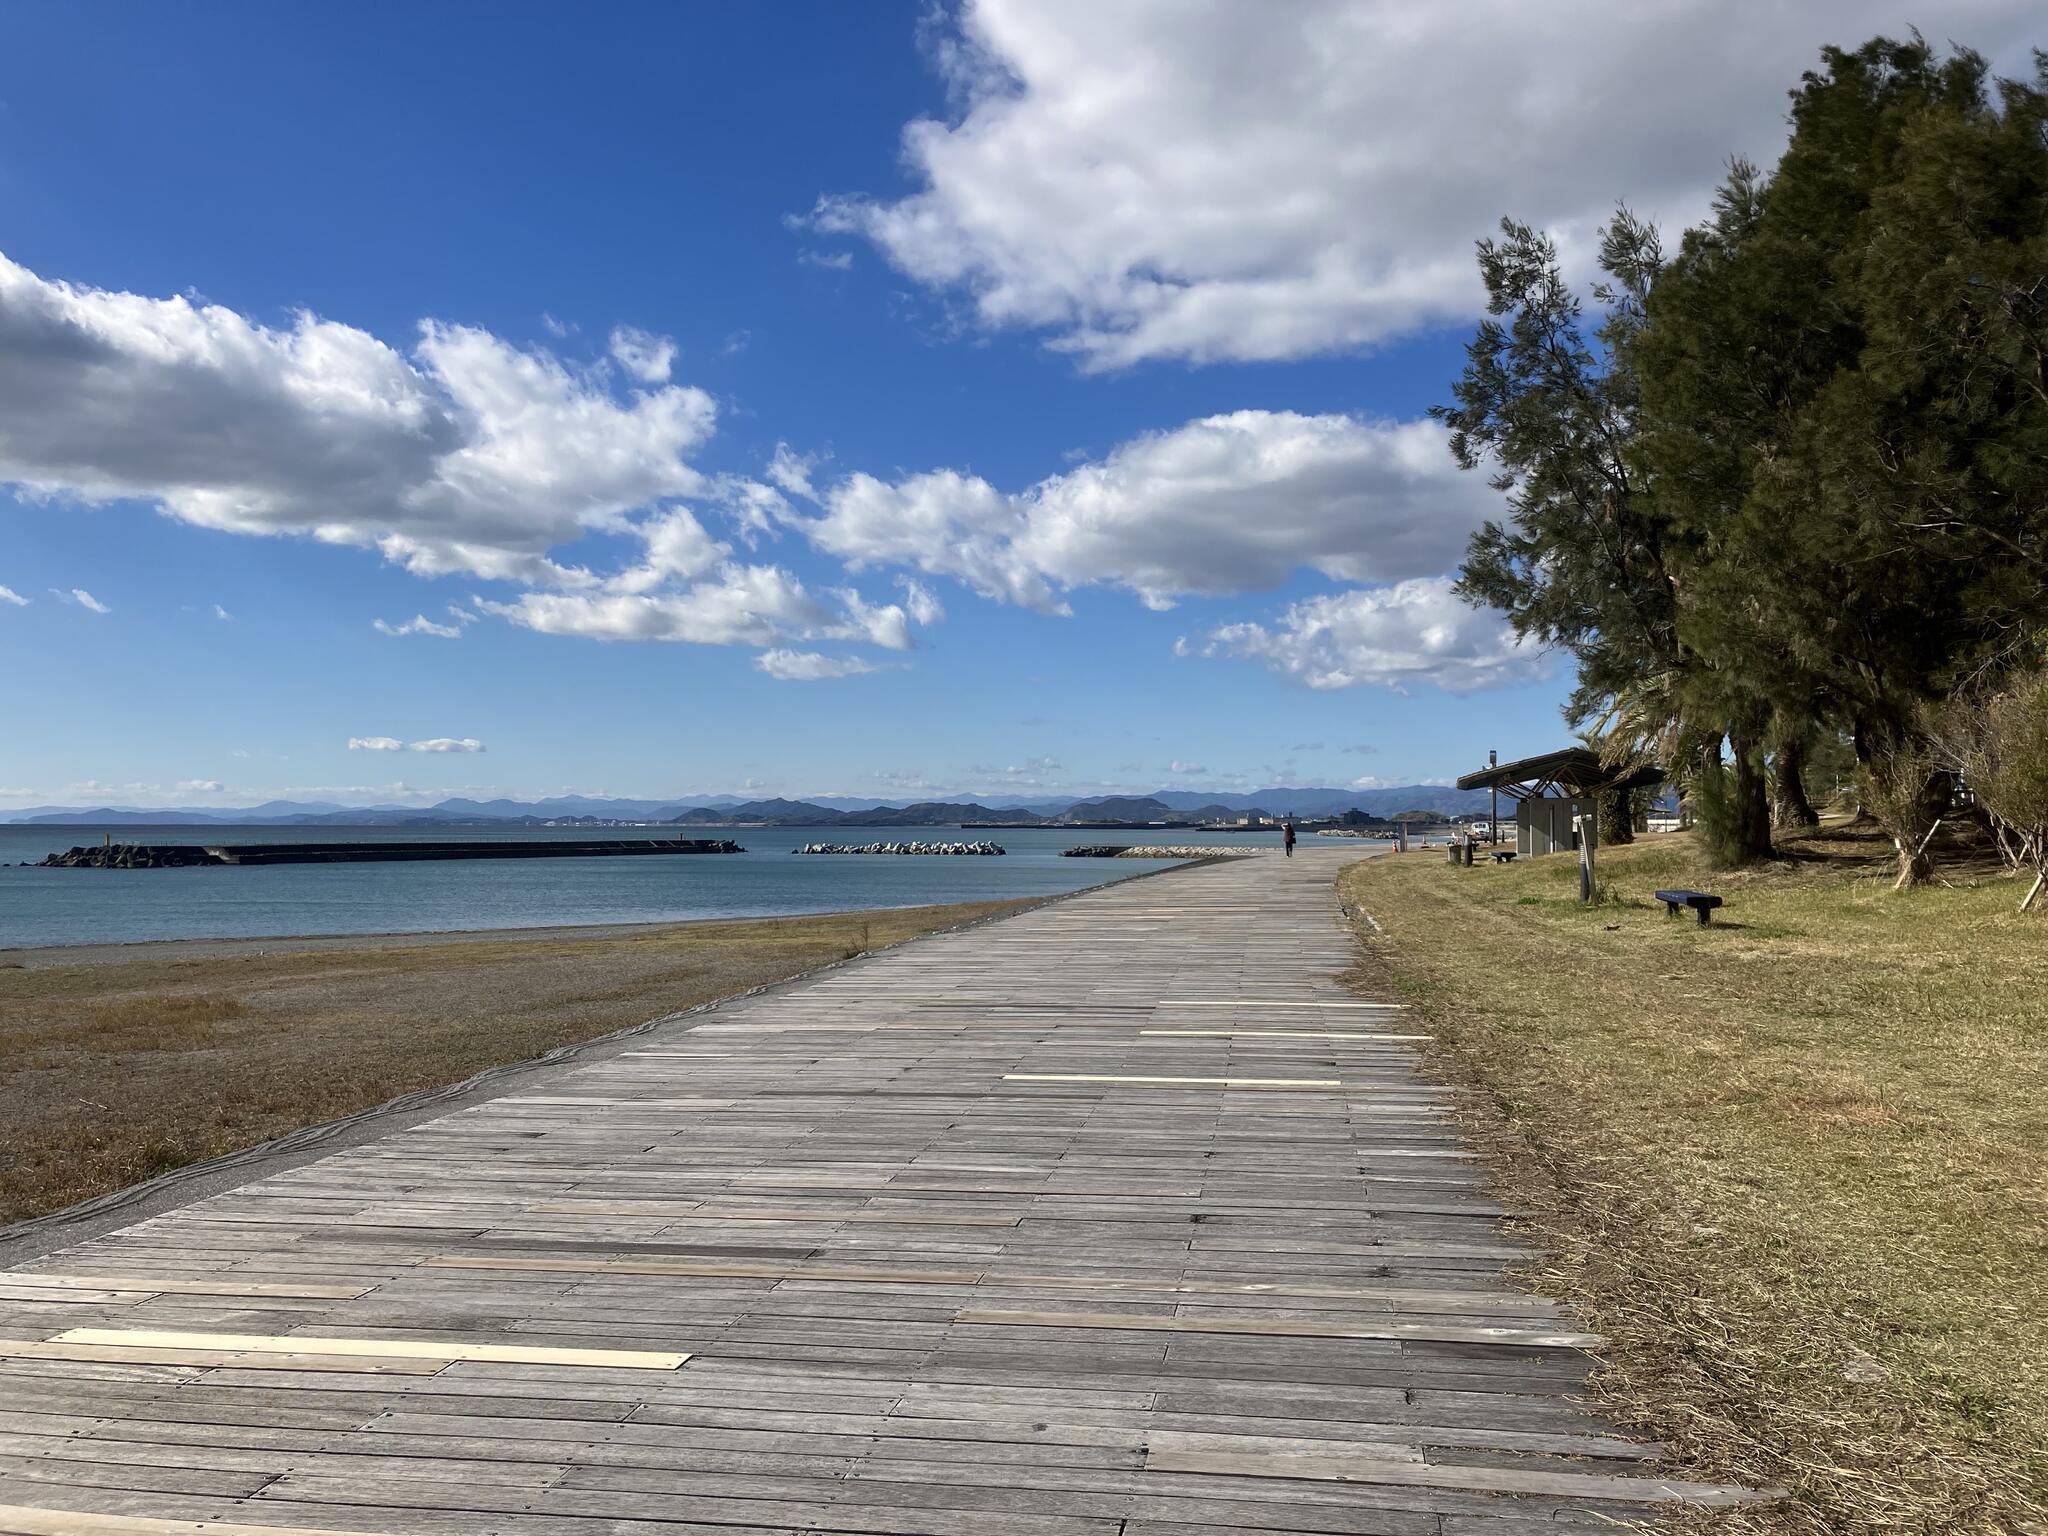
[[1932, 668, 2048, 910]]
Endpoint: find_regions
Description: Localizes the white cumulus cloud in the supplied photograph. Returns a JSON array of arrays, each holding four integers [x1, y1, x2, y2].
[[0, 250, 937, 669], [0, 584, 26, 606], [795, 410, 1489, 610], [0, 251, 713, 585], [67, 588, 111, 613], [813, 0, 2041, 368], [1184, 577, 1544, 693], [348, 736, 405, 752]]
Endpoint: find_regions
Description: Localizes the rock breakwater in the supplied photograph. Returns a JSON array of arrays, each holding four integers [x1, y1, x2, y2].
[[40, 844, 221, 869], [796, 841, 1005, 856]]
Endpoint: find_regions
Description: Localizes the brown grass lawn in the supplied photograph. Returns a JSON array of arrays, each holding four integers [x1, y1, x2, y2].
[[0, 900, 1031, 1229], [1339, 824, 2047, 1535]]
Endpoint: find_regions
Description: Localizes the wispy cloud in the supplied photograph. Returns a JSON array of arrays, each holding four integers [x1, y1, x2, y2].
[[608, 325, 677, 384], [348, 735, 486, 753], [374, 614, 463, 639], [0, 584, 26, 606], [756, 649, 877, 681], [61, 588, 111, 613], [212, 603, 233, 620]]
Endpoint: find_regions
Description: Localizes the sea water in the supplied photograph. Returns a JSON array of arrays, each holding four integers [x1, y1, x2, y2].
[[0, 824, 1292, 949]]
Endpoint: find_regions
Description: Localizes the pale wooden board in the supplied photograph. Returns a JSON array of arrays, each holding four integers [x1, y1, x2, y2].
[[50, 1331, 687, 1372]]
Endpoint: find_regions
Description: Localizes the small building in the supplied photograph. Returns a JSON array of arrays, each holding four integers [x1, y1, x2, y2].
[[1454, 748, 1664, 859]]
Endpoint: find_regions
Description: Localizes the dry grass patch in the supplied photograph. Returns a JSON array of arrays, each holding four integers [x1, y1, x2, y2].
[[0, 899, 1032, 1227], [1339, 824, 2047, 1535]]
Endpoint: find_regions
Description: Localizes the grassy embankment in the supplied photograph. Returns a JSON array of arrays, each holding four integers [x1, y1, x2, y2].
[[1339, 825, 2046, 1534], [0, 899, 1031, 1228]]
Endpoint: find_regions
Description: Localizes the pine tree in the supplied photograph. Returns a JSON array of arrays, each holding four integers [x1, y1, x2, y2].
[[1435, 215, 1695, 836]]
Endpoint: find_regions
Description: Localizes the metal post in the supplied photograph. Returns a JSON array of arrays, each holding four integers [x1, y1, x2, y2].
[[1573, 812, 1594, 903], [1488, 750, 1498, 846]]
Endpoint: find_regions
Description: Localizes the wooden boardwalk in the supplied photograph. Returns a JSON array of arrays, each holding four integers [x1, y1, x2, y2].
[[0, 848, 1757, 1535]]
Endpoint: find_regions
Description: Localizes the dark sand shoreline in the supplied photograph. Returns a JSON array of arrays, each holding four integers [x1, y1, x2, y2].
[[1, 896, 1046, 1239], [0, 907, 922, 968]]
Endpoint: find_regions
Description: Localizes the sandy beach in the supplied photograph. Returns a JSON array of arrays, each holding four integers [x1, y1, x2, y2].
[[0, 897, 1037, 1231]]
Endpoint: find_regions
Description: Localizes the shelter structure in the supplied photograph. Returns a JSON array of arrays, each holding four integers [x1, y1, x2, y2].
[[1455, 748, 1664, 858]]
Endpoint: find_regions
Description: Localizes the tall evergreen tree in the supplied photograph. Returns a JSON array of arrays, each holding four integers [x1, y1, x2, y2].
[[1642, 37, 2048, 881], [1433, 215, 1686, 849]]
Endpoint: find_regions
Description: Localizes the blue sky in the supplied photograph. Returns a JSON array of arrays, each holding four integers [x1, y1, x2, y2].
[[2, 1, 2036, 810]]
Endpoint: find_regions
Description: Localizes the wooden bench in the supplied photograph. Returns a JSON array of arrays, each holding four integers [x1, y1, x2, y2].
[[1655, 888, 1724, 926], [1490, 851, 1516, 864]]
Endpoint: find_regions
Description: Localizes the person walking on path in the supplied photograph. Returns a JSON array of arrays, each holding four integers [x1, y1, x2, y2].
[[1282, 817, 1297, 858]]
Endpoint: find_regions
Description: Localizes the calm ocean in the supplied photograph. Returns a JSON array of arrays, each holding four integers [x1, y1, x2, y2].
[[0, 824, 1297, 949]]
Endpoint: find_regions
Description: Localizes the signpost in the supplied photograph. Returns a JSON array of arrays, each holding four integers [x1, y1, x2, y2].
[[1572, 812, 1594, 902]]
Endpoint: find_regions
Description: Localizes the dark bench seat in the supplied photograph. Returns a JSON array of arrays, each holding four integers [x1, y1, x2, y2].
[[1489, 850, 1516, 864], [1655, 888, 1724, 925]]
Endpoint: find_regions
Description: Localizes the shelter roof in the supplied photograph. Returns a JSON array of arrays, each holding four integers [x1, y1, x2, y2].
[[1455, 747, 1663, 801]]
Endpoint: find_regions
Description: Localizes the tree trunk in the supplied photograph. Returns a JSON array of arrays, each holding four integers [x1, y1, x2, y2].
[[1891, 821, 1938, 890], [1772, 739, 1821, 829], [1856, 711, 1940, 888], [1729, 732, 1775, 863], [1597, 786, 1635, 845]]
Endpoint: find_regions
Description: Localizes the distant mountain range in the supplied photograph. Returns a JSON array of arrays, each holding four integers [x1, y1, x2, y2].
[[5, 783, 1488, 828]]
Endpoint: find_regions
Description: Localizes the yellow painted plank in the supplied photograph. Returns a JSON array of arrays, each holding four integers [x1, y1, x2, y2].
[[1003, 1074, 1342, 1088], [0, 1505, 391, 1536], [50, 1328, 687, 1371]]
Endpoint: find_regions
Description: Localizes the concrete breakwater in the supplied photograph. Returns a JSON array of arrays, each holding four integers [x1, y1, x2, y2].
[[1062, 844, 1265, 859], [796, 841, 1005, 856], [40, 838, 745, 869]]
